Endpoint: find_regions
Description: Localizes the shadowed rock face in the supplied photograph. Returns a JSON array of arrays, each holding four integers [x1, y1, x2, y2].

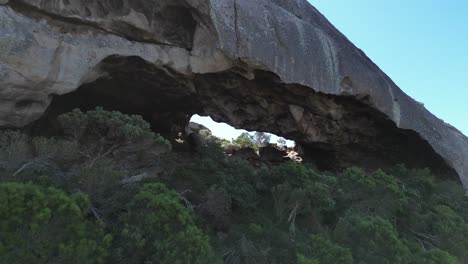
[[0, 0, 467, 186]]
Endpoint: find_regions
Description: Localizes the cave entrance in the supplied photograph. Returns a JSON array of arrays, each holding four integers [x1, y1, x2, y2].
[[33, 56, 201, 139], [32, 55, 459, 181], [188, 114, 300, 164], [190, 114, 295, 147]]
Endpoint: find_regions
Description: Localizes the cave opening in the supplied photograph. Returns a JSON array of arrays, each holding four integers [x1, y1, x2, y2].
[[190, 114, 295, 147], [32, 55, 201, 140], [31, 55, 460, 181]]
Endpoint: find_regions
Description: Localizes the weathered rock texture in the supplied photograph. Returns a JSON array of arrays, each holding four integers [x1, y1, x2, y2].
[[1, 0, 467, 187]]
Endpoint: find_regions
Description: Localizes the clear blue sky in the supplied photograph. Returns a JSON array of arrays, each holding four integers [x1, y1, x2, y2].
[[194, 1, 467, 140], [309, 0, 468, 136]]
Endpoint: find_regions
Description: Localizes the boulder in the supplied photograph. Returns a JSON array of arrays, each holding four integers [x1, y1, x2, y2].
[[0, 0, 466, 188]]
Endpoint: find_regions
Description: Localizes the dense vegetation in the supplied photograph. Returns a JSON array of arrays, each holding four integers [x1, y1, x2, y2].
[[0, 108, 467, 263]]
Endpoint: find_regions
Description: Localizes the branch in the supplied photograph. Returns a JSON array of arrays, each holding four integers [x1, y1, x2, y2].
[[287, 203, 299, 235], [180, 189, 192, 196], [88, 144, 121, 168], [180, 189, 193, 208], [121, 172, 149, 185], [12, 155, 52, 176], [408, 228, 438, 241], [12, 161, 35, 176], [89, 206, 105, 226], [416, 238, 427, 250]]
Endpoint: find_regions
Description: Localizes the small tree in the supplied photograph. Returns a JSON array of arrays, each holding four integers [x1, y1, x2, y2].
[[424, 205, 468, 262], [73, 159, 125, 220], [58, 107, 171, 169], [232, 131, 271, 151], [114, 183, 220, 264], [220, 158, 258, 209], [0, 130, 32, 174], [271, 183, 307, 233], [233, 132, 256, 149], [262, 162, 336, 214], [0, 183, 111, 264], [334, 214, 410, 264], [252, 132, 271, 146], [277, 138, 287, 147], [411, 249, 460, 264], [297, 235, 353, 264], [297, 254, 319, 264], [334, 168, 407, 219]]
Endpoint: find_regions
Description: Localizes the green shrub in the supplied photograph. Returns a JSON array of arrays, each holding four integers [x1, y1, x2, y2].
[[232, 132, 271, 151], [2, 108, 468, 264], [425, 205, 468, 261], [0, 183, 111, 264], [390, 166, 437, 197], [334, 214, 410, 264], [393, 167, 468, 262], [114, 183, 219, 264], [32, 137, 80, 166], [330, 168, 409, 224], [221, 158, 258, 209], [0, 130, 32, 172], [232, 132, 257, 150], [297, 235, 353, 264], [261, 162, 336, 215], [163, 153, 224, 194], [297, 254, 319, 264], [165, 144, 258, 210], [248, 223, 264, 238], [411, 249, 459, 264], [222, 235, 260, 264], [58, 107, 171, 169], [200, 185, 232, 229], [73, 159, 125, 216]]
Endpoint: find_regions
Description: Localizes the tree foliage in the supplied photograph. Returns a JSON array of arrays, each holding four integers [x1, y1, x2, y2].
[[410, 249, 459, 264], [0, 183, 111, 264], [232, 131, 271, 151], [58, 107, 171, 169], [114, 183, 219, 264], [334, 214, 410, 264], [297, 235, 353, 264], [1, 109, 467, 264]]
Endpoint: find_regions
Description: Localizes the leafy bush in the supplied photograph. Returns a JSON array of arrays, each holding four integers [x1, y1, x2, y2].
[[2, 108, 468, 264], [424, 205, 468, 261], [297, 235, 353, 264], [261, 162, 336, 222], [389, 166, 468, 262], [334, 167, 407, 220], [334, 214, 410, 264], [297, 254, 319, 264], [0, 183, 111, 264], [221, 158, 258, 209], [113, 183, 219, 264], [58, 107, 171, 169], [232, 132, 257, 150], [72, 159, 125, 220], [0, 130, 32, 172], [165, 143, 258, 210], [271, 183, 307, 225], [411, 249, 460, 264], [199, 185, 232, 230], [32, 137, 80, 166], [223, 235, 260, 264]]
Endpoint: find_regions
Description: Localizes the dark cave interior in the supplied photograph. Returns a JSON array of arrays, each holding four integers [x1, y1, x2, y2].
[[31, 55, 459, 181]]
